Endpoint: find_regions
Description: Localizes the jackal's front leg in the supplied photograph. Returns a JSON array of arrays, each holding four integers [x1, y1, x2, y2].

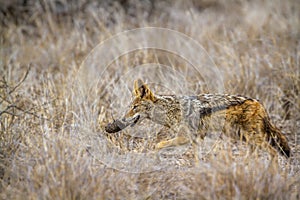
[[155, 136, 190, 150]]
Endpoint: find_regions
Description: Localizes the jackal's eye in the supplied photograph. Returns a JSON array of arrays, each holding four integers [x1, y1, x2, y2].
[[132, 105, 138, 110]]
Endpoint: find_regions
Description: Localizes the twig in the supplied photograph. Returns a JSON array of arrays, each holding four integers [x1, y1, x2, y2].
[[8, 65, 31, 95]]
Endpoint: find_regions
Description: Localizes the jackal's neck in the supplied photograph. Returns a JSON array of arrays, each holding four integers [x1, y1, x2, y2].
[[149, 94, 182, 127]]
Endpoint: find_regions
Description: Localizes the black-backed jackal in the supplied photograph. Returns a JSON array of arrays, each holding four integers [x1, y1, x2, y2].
[[105, 79, 291, 159]]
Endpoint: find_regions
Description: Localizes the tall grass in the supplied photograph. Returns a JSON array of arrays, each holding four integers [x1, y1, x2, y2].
[[1, 0, 299, 199]]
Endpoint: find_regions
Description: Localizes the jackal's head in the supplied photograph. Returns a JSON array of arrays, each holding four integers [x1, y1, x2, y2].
[[122, 79, 156, 127]]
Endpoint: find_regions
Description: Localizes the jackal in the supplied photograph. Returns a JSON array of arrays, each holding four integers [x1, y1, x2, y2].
[[105, 79, 291, 158]]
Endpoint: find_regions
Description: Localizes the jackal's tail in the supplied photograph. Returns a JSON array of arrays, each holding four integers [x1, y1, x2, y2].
[[264, 118, 291, 158]]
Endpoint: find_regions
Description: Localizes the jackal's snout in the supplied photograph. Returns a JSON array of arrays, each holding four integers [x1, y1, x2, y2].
[[122, 114, 140, 127]]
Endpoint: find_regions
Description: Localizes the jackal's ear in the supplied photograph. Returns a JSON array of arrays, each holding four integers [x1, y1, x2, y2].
[[133, 79, 155, 101]]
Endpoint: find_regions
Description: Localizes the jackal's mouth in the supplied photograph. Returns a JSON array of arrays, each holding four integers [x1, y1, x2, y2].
[[105, 115, 141, 133], [130, 115, 140, 127], [105, 119, 128, 133]]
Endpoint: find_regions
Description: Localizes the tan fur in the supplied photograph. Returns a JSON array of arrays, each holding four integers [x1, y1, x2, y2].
[[115, 79, 291, 159]]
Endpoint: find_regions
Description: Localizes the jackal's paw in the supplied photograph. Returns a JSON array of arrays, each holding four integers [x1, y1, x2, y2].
[[155, 141, 169, 150]]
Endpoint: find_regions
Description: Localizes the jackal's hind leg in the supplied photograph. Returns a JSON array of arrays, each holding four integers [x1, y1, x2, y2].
[[244, 130, 278, 159], [249, 141, 278, 159], [261, 142, 278, 158]]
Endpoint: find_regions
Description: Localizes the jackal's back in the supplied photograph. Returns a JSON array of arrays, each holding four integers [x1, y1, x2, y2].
[[185, 94, 250, 115]]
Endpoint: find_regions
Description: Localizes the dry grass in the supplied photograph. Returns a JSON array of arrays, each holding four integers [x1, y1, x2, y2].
[[1, 0, 300, 199]]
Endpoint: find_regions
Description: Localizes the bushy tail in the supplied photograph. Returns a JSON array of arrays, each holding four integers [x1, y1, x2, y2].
[[264, 118, 291, 158]]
